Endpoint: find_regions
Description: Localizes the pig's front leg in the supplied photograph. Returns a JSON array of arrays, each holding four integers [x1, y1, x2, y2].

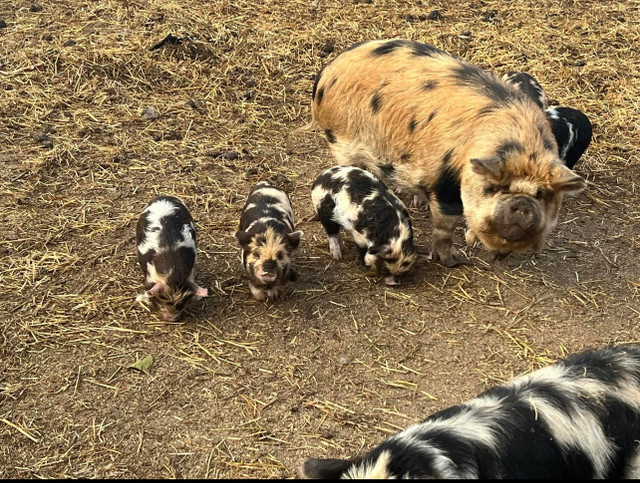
[[429, 199, 467, 267]]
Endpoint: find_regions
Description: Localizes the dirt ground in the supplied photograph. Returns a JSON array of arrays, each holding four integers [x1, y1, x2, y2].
[[1, 0, 639, 478]]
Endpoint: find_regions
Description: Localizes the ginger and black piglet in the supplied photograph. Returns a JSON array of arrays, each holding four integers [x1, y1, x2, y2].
[[235, 181, 303, 301], [311, 39, 588, 263], [136, 195, 208, 321], [312, 166, 416, 285]]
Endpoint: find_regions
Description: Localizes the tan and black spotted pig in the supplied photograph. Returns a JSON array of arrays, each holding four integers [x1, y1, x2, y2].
[[310, 39, 587, 264], [235, 181, 303, 301]]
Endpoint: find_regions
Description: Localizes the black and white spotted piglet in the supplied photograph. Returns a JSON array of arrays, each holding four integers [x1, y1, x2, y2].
[[235, 181, 303, 301], [311, 166, 416, 286], [503, 71, 592, 170], [302, 344, 640, 479], [136, 195, 208, 321]]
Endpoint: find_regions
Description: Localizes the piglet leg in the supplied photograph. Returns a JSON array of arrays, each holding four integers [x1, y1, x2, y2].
[[328, 235, 342, 261]]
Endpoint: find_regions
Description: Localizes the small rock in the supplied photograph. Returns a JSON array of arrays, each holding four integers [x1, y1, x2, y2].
[[418, 14, 427, 21], [245, 78, 257, 88], [152, 133, 162, 141], [186, 99, 202, 110], [30, 5, 43, 12], [458, 30, 472, 39], [273, 174, 290, 185], [0, 20, 7, 28], [223, 160, 236, 169], [165, 130, 182, 140], [207, 151, 224, 158], [181, 165, 194, 173], [319, 41, 334, 57], [34, 132, 49, 143], [141, 107, 158, 119], [428, 10, 443, 20], [242, 90, 255, 101], [285, 147, 294, 155], [63, 39, 77, 47], [405, 14, 416, 23], [224, 151, 239, 161], [41, 140, 54, 149], [245, 167, 258, 177], [43, 33, 53, 41], [113, 154, 127, 163]]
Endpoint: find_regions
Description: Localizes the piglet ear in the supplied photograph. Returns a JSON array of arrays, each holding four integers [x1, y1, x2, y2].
[[286, 230, 303, 249], [235, 230, 253, 247], [136, 282, 163, 303], [471, 156, 503, 179], [299, 458, 353, 479], [550, 164, 587, 196]]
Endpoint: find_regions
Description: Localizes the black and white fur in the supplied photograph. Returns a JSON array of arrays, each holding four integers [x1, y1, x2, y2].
[[136, 195, 208, 321], [502, 71, 592, 170], [235, 181, 303, 301], [311, 166, 416, 286], [545, 106, 593, 170], [301, 344, 640, 479]]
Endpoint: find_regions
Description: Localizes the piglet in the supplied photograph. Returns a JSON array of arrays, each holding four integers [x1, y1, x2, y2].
[[136, 195, 208, 321], [235, 181, 303, 301], [311, 166, 416, 285]]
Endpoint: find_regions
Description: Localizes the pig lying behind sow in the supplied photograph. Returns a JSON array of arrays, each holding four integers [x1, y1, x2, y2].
[[311, 39, 587, 264]]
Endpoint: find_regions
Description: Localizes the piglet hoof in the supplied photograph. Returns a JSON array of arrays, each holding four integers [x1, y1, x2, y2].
[[250, 285, 267, 301], [384, 275, 400, 286], [266, 288, 279, 300]]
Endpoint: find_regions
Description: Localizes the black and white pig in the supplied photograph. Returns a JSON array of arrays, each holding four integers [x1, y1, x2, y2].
[[546, 106, 593, 170], [136, 195, 208, 321], [502, 71, 592, 170], [311, 166, 417, 285], [301, 344, 640, 479], [235, 181, 303, 301]]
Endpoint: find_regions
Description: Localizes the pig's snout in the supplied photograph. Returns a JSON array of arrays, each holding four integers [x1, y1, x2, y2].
[[262, 260, 277, 273], [257, 260, 279, 283], [495, 196, 541, 242]]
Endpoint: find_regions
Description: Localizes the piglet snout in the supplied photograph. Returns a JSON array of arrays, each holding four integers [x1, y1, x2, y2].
[[384, 275, 400, 286]]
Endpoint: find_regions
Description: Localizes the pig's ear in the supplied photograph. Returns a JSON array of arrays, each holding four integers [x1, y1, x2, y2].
[[299, 458, 353, 479], [136, 282, 163, 303], [471, 156, 503, 179], [286, 231, 303, 249], [551, 164, 587, 196], [235, 230, 253, 248]]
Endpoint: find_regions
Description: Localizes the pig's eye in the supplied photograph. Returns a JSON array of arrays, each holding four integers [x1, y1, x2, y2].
[[277, 251, 284, 260], [252, 249, 260, 258], [401, 260, 411, 267], [484, 184, 508, 195], [535, 188, 545, 200]]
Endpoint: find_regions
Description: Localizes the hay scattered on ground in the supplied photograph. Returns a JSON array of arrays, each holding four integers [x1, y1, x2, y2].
[[1, 0, 639, 478]]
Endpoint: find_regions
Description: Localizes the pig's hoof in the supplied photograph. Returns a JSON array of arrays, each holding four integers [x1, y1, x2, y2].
[[250, 285, 267, 301], [492, 251, 511, 261], [464, 229, 478, 246], [411, 193, 428, 208], [266, 288, 279, 300], [431, 251, 469, 267]]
